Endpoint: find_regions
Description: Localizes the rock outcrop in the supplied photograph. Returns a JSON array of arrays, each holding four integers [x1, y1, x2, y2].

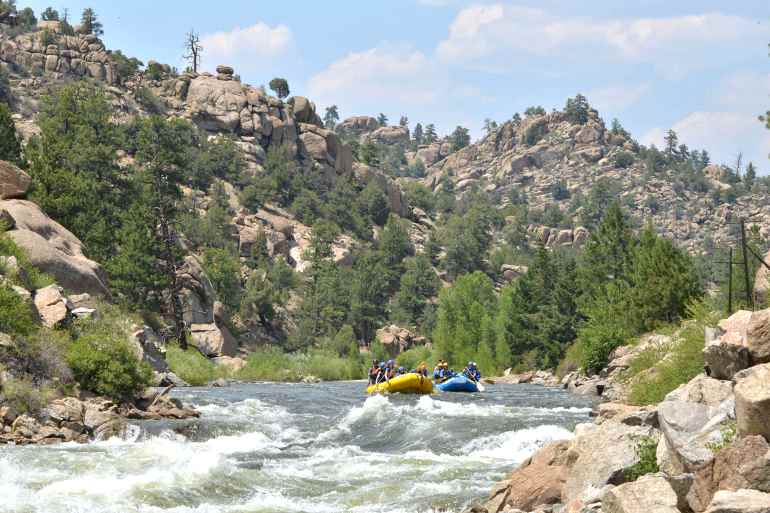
[[602, 475, 680, 513], [0, 199, 109, 295], [0, 161, 31, 200], [734, 363, 770, 440], [0, 27, 118, 84]]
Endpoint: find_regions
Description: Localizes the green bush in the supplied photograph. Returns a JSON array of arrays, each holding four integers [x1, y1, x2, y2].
[[624, 436, 660, 481], [236, 347, 365, 382], [67, 332, 153, 401], [166, 346, 230, 386], [627, 301, 719, 405], [614, 151, 635, 169], [1, 376, 54, 415], [397, 346, 434, 371], [0, 284, 37, 336], [2, 329, 72, 384], [135, 86, 165, 114], [0, 226, 55, 290]]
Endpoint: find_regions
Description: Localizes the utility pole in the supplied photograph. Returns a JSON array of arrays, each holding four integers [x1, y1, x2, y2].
[[727, 247, 733, 316], [740, 219, 754, 310]]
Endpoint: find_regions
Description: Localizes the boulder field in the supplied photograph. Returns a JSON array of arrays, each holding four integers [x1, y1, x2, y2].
[[471, 307, 770, 513]]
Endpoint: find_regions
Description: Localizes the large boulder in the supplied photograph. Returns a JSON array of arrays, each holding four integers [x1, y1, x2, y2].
[[0, 200, 109, 295], [688, 435, 770, 512], [177, 255, 216, 325], [754, 250, 770, 306], [705, 489, 770, 513], [288, 96, 320, 125], [353, 163, 408, 217], [190, 323, 237, 357], [186, 75, 247, 132], [657, 375, 735, 474], [0, 161, 31, 200], [375, 325, 423, 356], [603, 475, 680, 513], [483, 440, 571, 513], [33, 284, 70, 328], [734, 363, 770, 440], [705, 335, 750, 380], [746, 309, 770, 364], [368, 126, 409, 146], [563, 421, 658, 505], [336, 116, 379, 138]]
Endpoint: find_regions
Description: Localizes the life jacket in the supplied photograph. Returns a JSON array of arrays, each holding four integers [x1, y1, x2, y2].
[[368, 367, 380, 384]]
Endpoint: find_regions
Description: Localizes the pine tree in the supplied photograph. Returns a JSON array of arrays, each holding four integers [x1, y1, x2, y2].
[[183, 29, 203, 73], [268, 78, 290, 99], [0, 103, 23, 167], [450, 126, 470, 152], [412, 123, 424, 146], [399, 115, 408, 128], [349, 251, 389, 342], [80, 8, 103, 36], [745, 162, 757, 188], [323, 105, 339, 130], [664, 129, 679, 158], [564, 94, 590, 124], [423, 123, 437, 143], [377, 113, 388, 127]]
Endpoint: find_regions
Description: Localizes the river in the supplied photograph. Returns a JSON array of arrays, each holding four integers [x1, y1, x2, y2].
[[1, 381, 594, 513]]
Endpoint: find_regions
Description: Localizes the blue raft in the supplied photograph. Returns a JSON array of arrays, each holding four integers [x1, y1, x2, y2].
[[435, 375, 479, 393]]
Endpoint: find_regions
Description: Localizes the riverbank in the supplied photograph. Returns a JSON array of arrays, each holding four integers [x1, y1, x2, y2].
[[469, 308, 770, 513], [0, 386, 198, 445]]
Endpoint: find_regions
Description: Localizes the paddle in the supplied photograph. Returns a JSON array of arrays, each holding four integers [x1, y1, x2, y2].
[[466, 372, 485, 392]]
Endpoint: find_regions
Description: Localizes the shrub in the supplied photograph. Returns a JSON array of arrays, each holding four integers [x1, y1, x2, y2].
[[627, 301, 719, 405], [624, 436, 660, 481], [614, 151, 635, 169], [1, 376, 54, 415], [135, 86, 165, 114], [2, 329, 72, 384], [707, 421, 737, 454], [397, 346, 434, 371], [67, 332, 153, 401], [236, 347, 365, 382], [0, 226, 55, 290], [166, 345, 229, 386], [0, 284, 37, 336]]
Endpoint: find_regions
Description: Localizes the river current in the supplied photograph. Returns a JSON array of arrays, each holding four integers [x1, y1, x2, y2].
[[1, 381, 593, 513]]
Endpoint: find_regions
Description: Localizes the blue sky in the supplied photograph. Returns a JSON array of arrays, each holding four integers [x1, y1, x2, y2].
[[23, 0, 770, 172]]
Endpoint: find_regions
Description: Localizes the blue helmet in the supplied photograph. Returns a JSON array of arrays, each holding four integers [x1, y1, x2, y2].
[[398, 367, 405, 372], [379, 362, 385, 367]]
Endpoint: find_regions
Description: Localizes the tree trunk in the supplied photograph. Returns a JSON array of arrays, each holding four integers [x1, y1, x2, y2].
[[159, 208, 187, 350]]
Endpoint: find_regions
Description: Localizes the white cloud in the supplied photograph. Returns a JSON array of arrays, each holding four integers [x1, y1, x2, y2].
[[307, 44, 440, 111], [642, 112, 767, 170], [200, 22, 293, 73], [642, 68, 770, 171], [436, 5, 765, 76], [587, 83, 651, 114]]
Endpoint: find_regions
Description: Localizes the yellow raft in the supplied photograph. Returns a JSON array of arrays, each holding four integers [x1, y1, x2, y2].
[[366, 373, 434, 395]]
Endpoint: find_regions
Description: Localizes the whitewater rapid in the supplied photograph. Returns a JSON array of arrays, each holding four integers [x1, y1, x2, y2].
[[0, 381, 593, 513]]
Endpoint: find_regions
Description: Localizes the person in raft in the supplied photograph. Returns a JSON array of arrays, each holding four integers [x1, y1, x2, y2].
[[414, 362, 429, 377], [368, 360, 381, 385], [462, 361, 481, 382], [384, 360, 397, 381]]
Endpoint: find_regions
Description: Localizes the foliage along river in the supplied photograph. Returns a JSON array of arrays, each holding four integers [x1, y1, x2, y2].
[[1, 381, 594, 513]]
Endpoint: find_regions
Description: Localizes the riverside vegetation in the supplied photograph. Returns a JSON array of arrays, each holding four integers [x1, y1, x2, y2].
[[0, 1, 767, 445]]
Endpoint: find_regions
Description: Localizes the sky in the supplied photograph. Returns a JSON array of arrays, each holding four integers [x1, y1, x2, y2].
[[22, 0, 770, 173]]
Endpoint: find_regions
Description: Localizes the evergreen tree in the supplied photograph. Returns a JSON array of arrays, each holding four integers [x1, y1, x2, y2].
[[450, 126, 470, 152], [423, 123, 437, 143], [268, 78, 290, 99], [578, 201, 635, 302], [399, 115, 408, 128], [0, 103, 24, 167], [377, 113, 388, 127], [664, 129, 679, 158], [433, 271, 497, 367], [745, 162, 757, 189], [525, 106, 545, 117], [41, 7, 59, 20], [392, 254, 439, 326], [412, 123, 424, 146], [349, 251, 389, 342], [26, 83, 124, 262], [483, 118, 498, 135], [323, 105, 339, 130], [79, 8, 103, 36], [132, 116, 193, 347], [511, 113, 522, 125], [564, 94, 590, 124]]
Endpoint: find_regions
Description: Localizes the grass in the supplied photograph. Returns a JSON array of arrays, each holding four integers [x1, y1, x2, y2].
[[624, 435, 660, 481], [0, 223, 55, 291], [706, 420, 737, 455], [237, 347, 365, 382], [626, 300, 720, 406], [556, 340, 585, 378], [166, 346, 231, 386], [1, 376, 55, 415]]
